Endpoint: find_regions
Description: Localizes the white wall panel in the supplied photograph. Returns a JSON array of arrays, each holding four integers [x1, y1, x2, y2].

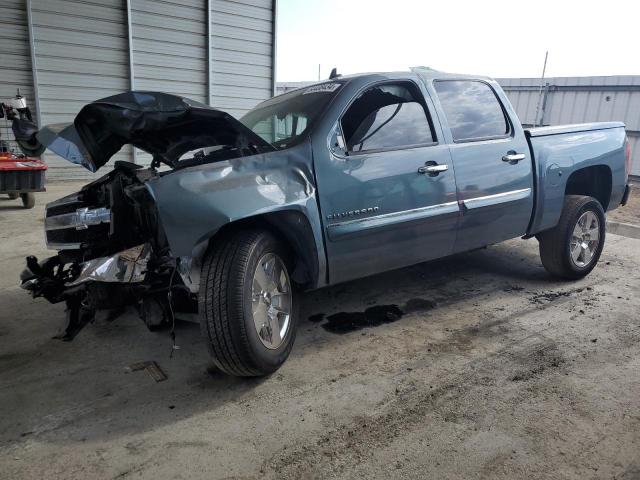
[[0, 0, 34, 151], [210, 0, 274, 118], [31, 0, 131, 179], [6, 0, 276, 178], [131, 0, 207, 103]]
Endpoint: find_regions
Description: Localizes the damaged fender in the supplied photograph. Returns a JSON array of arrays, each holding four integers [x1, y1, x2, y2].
[[145, 141, 327, 290]]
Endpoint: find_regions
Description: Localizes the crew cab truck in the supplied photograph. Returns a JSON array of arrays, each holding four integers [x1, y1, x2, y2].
[[20, 70, 632, 376]]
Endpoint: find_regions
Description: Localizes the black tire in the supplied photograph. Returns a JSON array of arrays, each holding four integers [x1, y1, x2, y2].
[[8, 193, 18, 200], [198, 229, 297, 376], [537, 195, 605, 279], [21, 192, 35, 209]]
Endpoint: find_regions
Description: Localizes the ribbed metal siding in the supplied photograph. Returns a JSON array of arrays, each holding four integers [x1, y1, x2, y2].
[[628, 135, 640, 177], [210, 0, 274, 118], [9, 0, 275, 178], [131, 0, 207, 102], [499, 76, 640, 176], [131, 0, 208, 166], [31, 0, 131, 179], [0, 0, 35, 148]]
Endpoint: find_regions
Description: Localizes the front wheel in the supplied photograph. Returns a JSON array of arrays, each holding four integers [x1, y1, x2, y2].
[[198, 229, 297, 376], [537, 195, 606, 279]]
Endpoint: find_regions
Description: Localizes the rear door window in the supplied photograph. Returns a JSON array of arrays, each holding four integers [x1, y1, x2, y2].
[[341, 83, 435, 153], [434, 80, 509, 142]]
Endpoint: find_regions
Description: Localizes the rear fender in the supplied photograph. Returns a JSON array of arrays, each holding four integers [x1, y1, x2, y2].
[[527, 126, 627, 234]]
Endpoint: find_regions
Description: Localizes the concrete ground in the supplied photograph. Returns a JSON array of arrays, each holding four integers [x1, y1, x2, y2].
[[1, 183, 639, 480]]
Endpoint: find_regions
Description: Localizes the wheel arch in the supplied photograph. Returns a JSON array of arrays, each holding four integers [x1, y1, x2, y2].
[[564, 164, 612, 210], [197, 209, 322, 290]]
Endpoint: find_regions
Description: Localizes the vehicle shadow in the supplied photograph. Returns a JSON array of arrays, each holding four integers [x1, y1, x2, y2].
[[0, 197, 28, 210], [0, 240, 554, 446]]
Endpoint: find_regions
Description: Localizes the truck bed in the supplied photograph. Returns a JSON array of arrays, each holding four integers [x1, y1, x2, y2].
[[525, 121, 628, 235]]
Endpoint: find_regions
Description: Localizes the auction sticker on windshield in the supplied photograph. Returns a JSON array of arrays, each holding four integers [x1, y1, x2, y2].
[[303, 83, 342, 95]]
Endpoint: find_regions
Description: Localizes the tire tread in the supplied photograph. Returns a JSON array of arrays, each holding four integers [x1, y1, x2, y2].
[[538, 195, 605, 279], [199, 229, 283, 377]]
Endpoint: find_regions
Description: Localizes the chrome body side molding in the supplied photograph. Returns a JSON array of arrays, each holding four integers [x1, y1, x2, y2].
[[462, 188, 532, 210], [327, 201, 460, 241]]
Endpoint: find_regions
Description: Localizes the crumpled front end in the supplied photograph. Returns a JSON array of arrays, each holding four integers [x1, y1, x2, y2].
[[20, 163, 193, 340]]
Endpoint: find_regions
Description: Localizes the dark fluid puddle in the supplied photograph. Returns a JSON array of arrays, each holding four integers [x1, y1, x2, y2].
[[308, 313, 325, 323], [322, 305, 403, 334], [308, 298, 436, 334]]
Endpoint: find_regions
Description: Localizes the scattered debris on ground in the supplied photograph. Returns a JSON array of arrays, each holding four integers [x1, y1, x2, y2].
[[126, 361, 168, 382]]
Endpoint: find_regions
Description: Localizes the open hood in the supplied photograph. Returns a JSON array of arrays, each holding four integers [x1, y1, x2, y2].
[[34, 91, 274, 172]]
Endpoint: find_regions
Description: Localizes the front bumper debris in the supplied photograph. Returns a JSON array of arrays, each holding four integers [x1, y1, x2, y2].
[[21, 244, 152, 296], [66, 244, 151, 286], [20, 244, 155, 340]]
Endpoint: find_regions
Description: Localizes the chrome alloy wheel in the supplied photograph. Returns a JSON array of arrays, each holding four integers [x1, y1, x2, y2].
[[251, 253, 292, 349], [570, 211, 600, 268]]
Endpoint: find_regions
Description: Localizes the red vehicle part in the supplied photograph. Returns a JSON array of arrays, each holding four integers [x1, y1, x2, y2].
[[0, 152, 47, 208], [0, 152, 47, 193]]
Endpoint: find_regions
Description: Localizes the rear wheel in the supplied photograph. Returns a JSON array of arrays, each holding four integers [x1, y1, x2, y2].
[[538, 195, 605, 279], [21, 192, 35, 209], [198, 229, 297, 376]]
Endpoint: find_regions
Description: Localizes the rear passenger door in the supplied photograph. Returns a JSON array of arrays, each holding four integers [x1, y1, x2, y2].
[[432, 80, 534, 252], [315, 80, 459, 283]]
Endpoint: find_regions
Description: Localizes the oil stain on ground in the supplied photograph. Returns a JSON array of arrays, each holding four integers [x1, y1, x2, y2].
[[312, 298, 436, 334]]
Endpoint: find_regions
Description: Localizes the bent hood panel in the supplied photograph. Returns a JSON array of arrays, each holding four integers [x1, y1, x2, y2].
[[36, 91, 273, 172]]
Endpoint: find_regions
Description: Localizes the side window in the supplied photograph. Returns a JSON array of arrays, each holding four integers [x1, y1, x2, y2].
[[434, 80, 509, 142], [341, 83, 434, 153]]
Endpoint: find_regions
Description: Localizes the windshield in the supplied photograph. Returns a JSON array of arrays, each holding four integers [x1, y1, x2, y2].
[[240, 81, 345, 149]]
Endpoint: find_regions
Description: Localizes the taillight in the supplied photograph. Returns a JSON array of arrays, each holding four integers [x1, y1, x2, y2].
[[625, 136, 631, 180]]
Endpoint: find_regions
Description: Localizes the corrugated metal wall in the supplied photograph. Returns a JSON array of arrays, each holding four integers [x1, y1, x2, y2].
[[131, 0, 207, 103], [0, 0, 34, 148], [8, 0, 275, 179], [31, 0, 131, 179], [210, 0, 274, 118], [499, 76, 640, 177], [131, 0, 209, 167]]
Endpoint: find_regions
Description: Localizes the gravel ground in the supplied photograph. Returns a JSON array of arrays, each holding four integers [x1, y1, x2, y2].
[[0, 183, 639, 480]]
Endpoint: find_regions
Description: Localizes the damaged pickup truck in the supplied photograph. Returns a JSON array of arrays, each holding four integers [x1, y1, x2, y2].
[[20, 70, 632, 376]]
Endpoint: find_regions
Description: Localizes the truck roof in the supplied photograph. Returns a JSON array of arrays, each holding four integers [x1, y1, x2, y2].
[[341, 68, 491, 81], [282, 69, 495, 95]]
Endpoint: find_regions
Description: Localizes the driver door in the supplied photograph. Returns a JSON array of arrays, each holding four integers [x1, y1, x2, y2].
[[314, 80, 460, 283]]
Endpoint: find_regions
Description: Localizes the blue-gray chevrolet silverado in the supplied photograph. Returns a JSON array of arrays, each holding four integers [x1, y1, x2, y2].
[[19, 69, 633, 376]]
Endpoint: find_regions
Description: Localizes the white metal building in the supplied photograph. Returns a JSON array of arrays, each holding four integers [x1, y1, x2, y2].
[[0, 0, 276, 179]]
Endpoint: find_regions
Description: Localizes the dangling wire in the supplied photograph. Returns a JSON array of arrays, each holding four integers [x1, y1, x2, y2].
[[167, 262, 180, 358]]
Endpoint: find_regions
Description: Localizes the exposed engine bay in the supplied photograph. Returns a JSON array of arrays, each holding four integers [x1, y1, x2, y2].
[[20, 162, 191, 339], [16, 86, 324, 358], [18, 91, 281, 340]]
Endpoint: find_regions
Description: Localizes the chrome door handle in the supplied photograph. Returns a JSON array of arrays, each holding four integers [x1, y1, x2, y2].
[[418, 164, 448, 176], [502, 152, 526, 164]]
